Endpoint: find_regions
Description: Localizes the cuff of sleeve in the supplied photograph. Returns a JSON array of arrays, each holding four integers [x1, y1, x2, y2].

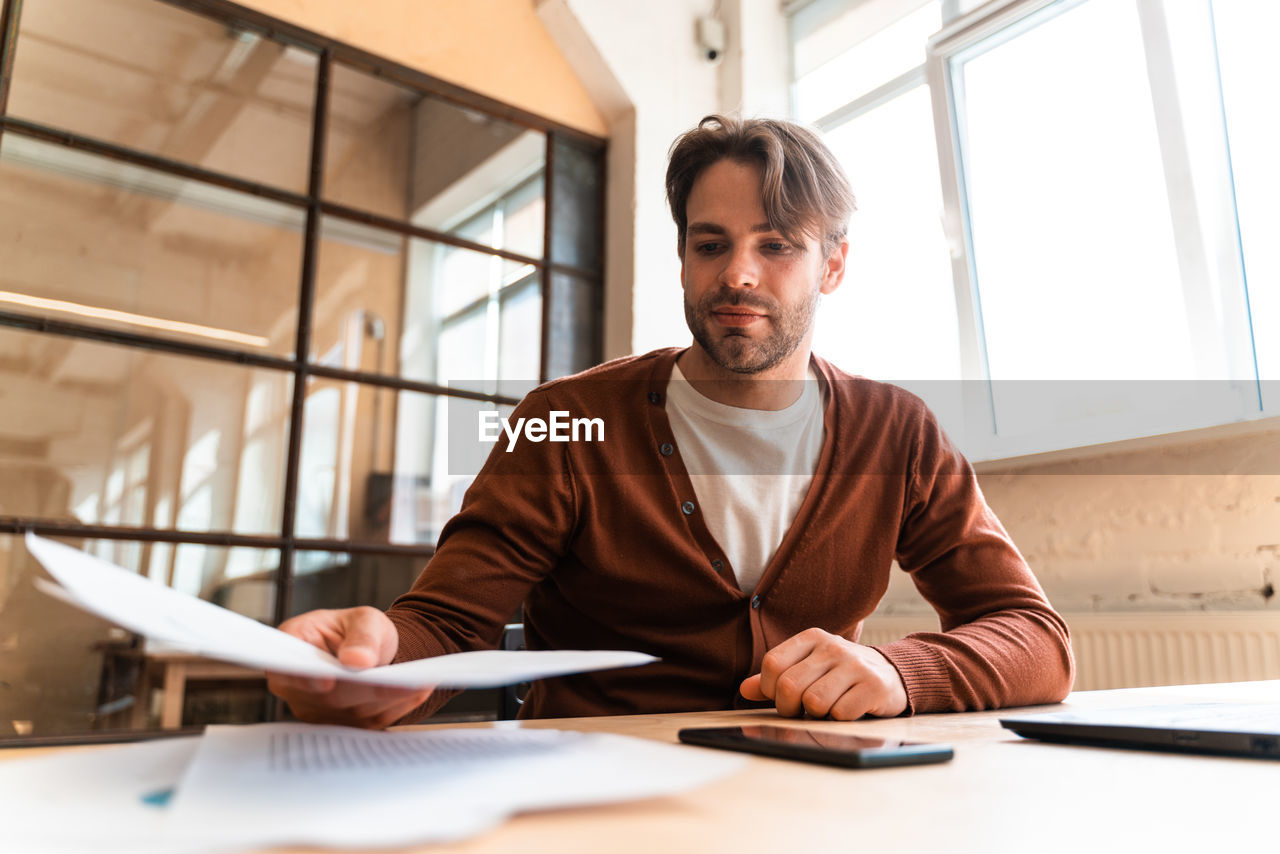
[[383, 609, 459, 722], [385, 609, 447, 665], [873, 638, 955, 715]]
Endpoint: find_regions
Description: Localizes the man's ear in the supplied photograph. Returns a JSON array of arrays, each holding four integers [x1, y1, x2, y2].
[[820, 238, 849, 296]]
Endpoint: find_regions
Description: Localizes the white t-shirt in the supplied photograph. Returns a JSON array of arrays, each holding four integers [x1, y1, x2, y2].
[[666, 364, 826, 593]]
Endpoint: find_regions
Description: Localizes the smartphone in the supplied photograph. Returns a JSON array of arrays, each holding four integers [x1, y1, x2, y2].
[[677, 725, 953, 768]]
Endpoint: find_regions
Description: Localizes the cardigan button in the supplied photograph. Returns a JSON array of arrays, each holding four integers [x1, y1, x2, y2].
[[648, 392, 662, 404], [751, 595, 761, 609], [659, 442, 674, 456], [681, 501, 696, 515], [711, 559, 724, 571]]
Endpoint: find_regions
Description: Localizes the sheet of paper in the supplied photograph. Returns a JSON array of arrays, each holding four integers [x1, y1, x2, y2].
[[0, 736, 226, 854], [26, 532, 656, 688], [168, 722, 745, 849]]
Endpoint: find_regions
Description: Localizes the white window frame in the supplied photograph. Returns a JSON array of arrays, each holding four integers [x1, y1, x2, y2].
[[793, 0, 1276, 463]]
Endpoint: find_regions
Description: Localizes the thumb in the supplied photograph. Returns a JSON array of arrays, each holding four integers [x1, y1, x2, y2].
[[336, 608, 395, 669], [739, 673, 766, 701]]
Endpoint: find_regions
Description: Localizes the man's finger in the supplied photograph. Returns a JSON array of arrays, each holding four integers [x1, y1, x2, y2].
[[828, 681, 878, 722], [738, 673, 766, 701], [772, 656, 840, 718], [756, 629, 824, 700], [799, 667, 858, 718], [336, 607, 397, 669]]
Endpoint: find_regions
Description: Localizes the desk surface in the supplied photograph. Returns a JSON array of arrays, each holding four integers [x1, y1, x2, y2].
[[10, 680, 1279, 852]]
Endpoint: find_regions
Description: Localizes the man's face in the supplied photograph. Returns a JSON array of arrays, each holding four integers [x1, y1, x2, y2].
[[680, 158, 846, 376]]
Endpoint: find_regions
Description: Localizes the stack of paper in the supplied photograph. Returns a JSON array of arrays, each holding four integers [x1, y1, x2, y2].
[[3, 721, 744, 852]]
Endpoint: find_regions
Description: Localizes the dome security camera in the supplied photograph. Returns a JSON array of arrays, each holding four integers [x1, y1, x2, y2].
[[697, 17, 726, 65]]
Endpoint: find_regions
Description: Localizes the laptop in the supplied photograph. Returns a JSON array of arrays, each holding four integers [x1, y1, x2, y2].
[[999, 702, 1280, 758]]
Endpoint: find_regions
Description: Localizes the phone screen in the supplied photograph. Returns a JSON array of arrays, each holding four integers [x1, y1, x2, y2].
[[677, 725, 954, 768]]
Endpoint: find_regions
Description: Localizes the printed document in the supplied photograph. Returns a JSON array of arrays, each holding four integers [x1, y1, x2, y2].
[[169, 722, 743, 848], [1, 724, 744, 852]]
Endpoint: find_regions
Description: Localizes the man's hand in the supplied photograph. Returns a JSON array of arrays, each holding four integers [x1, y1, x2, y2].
[[738, 627, 908, 720], [266, 606, 435, 729]]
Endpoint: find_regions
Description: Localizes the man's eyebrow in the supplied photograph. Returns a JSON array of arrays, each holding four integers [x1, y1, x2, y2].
[[686, 221, 777, 235]]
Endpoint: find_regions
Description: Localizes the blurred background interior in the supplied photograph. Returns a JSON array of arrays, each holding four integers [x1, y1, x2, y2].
[[1, 0, 1278, 740]]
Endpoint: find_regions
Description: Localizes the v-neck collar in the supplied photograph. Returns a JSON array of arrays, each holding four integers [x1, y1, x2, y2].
[[641, 348, 841, 597]]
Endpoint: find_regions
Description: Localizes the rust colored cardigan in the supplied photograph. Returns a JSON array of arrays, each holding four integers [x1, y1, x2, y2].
[[386, 348, 1074, 719]]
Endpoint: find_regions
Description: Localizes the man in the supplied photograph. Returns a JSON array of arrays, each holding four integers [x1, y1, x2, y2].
[[269, 115, 1073, 728]]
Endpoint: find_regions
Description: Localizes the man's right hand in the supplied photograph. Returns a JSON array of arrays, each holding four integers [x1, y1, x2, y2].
[[266, 606, 435, 729]]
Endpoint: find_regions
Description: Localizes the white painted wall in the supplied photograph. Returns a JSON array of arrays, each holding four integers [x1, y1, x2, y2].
[[537, 0, 792, 359], [720, 0, 792, 119]]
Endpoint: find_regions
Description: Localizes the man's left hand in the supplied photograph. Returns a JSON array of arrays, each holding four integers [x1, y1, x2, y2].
[[738, 628, 908, 720]]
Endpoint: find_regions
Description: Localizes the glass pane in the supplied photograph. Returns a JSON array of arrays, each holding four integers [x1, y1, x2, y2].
[[311, 218, 407, 376], [438, 311, 490, 389], [1214, 1, 1280, 387], [294, 378, 398, 543], [817, 87, 959, 384], [549, 136, 604, 272], [326, 64, 546, 256], [324, 64, 416, 219], [0, 134, 304, 356], [8, 0, 317, 192], [296, 382, 526, 545], [501, 175, 547, 260], [955, 0, 1256, 450], [412, 98, 546, 258], [0, 533, 276, 739], [544, 272, 598, 381], [793, 0, 940, 123], [288, 550, 426, 616], [0, 326, 292, 535], [959, 1, 1187, 383], [500, 281, 543, 381], [312, 219, 540, 388], [436, 393, 521, 536]]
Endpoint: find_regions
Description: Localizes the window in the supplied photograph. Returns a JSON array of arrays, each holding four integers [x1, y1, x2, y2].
[[792, 0, 965, 431], [0, 0, 605, 740], [790, 0, 1278, 460]]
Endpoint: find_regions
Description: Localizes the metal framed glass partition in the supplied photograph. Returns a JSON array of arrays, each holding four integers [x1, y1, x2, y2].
[[0, 0, 605, 741]]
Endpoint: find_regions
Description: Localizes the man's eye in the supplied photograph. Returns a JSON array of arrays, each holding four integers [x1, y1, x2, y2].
[[763, 241, 789, 252], [697, 242, 723, 254]]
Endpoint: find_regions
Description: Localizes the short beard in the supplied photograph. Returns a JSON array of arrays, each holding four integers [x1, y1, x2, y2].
[[684, 287, 819, 375]]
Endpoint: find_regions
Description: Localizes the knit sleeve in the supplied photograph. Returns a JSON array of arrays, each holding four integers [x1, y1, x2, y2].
[[384, 388, 578, 718], [873, 404, 1075, 713]]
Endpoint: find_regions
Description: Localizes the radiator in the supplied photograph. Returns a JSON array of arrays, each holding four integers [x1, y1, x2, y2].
[[860, 612, 1280, 691]]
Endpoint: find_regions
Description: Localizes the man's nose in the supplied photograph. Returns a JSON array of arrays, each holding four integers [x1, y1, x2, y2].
[[718, 247, 759, 289]]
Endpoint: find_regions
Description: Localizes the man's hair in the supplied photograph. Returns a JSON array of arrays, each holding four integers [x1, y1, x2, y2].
[[666, 114, 856, 257]]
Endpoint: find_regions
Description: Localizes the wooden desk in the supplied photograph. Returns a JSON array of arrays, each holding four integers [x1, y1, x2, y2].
[[9, 681, 1279, 852]]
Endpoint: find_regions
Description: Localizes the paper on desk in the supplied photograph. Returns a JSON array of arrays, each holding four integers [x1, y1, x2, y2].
[[26, 532, 656, 688], [0, 736, 223, 854], [167, 722, 745, 849]]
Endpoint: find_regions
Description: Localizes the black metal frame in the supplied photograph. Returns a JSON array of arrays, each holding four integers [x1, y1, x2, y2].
[[0, 0, 605, 685]]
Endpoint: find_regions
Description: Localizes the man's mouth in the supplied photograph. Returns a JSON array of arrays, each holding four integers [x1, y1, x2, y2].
[[711, 307, 766, 328]]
